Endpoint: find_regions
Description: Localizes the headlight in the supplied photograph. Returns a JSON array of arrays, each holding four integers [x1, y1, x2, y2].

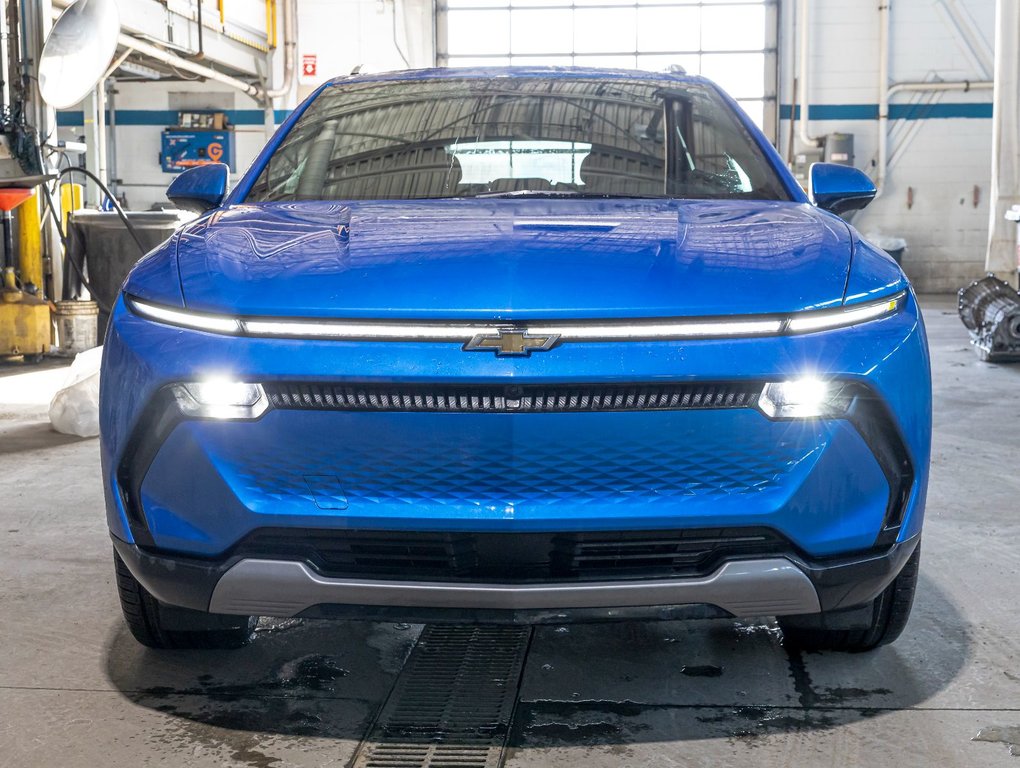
[[758, 377, 852, 419], [170, 380, 267, 419], [129, 298, 243, 334], [786, 294, 903, 334], [125, 292, 905, 343]]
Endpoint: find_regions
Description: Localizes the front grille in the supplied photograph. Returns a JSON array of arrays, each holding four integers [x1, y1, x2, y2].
[[263, 381, 763, 413], [232, 527, 790, 583]]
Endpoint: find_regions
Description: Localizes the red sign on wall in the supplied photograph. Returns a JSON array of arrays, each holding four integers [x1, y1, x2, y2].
[[302, 54, 318, 78]]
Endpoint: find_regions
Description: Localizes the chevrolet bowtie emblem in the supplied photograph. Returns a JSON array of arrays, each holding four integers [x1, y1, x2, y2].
[[464, 328, 560, 356]]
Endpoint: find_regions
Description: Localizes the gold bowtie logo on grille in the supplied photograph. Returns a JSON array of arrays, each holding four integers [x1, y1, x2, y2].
[[464, 328, 560, 356]]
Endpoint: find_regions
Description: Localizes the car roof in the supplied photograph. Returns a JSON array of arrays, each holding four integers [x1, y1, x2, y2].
[[325, 66, 708, 89]]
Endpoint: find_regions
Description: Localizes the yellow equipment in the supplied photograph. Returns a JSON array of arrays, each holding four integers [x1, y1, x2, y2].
[[15, 189, 43, 291], [0, 276, 49, 359], [0, 188, 50, 360]]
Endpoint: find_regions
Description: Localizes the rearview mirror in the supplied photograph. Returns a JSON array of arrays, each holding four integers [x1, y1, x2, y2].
[[809, 163, 876, 216], [167, 163, 229, 214]]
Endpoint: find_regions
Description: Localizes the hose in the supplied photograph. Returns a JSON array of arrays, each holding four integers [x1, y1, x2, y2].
[[43, 165, 150, 312], [36, 178, 112, 314], [57, 167, 148, 255]]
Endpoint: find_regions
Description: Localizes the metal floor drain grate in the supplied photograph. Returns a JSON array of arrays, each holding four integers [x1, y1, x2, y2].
[[352, 625, 532, 768]]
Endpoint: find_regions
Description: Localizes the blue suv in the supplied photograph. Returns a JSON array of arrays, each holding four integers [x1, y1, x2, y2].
[[101, 68, 930, 651]]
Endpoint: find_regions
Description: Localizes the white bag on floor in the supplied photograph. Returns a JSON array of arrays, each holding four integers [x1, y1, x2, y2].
[[49, 346, 103, 437]]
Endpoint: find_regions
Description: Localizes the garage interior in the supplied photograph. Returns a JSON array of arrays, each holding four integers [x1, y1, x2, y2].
[[2, 0, 1020, 766]]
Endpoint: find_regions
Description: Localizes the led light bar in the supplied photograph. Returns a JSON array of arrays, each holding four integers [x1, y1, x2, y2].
[[787, 294, 904, 334], [525, 318, 784, 340], [241, 318, 486, 340], [129, 299, 242, 335], [126, 291, 905, 344]]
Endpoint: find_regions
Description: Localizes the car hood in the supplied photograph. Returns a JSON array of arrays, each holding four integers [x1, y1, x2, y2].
[[175, 199, 853, 320]]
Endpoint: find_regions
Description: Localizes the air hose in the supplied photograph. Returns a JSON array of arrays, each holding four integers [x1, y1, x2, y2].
[[57, 166, 148, 254], [37, 162, 151, 313], [36, 176, 110, 313]]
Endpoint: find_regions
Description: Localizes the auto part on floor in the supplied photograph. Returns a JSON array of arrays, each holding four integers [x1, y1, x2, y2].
[[958, 274, 1020, 362], [49, 345, 103, 437]]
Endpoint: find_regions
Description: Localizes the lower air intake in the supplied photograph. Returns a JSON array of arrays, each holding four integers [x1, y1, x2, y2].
[[233, 527, 791, 583]]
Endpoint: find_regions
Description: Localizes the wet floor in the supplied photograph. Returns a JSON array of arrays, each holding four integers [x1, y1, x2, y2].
[[1, 296, 1019, 767]]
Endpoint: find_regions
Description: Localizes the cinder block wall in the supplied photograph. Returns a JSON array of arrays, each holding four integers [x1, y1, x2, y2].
[[778, 0, 996, 293]]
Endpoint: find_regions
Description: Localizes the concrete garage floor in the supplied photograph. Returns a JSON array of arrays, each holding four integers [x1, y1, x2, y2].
[[1, 295, 1018, 768]]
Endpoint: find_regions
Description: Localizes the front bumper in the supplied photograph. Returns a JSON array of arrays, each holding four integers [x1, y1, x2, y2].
[[113, 533, 920, 623]]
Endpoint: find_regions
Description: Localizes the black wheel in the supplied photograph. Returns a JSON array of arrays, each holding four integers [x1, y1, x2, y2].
[[114, 551, 255, 650], [780, 543, 920, 653]]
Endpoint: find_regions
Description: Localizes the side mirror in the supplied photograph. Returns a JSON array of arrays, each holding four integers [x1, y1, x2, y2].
[[809, 163, 876, 216], [167, 163, 229, 214]]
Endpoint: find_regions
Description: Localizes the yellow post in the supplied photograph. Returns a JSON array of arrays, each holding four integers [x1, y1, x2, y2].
[[61, 183, 83, 240], [15, 190, 43, 291], [60, 183, 83, 300]]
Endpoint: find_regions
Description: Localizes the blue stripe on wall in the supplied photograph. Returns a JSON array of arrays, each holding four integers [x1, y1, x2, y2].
[[57, 103, 994, 128], [781, 104, 877, 120], [779, 102, 993, 120], [889, 102, 993, 119], [56, 109, 294, 128]]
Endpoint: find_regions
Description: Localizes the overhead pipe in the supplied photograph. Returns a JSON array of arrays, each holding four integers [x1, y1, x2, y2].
[[261, 0, 297, 139], [48, 6, 267, 100], [263, 0, 296, 99], [876, 78, 993, 196], [796, 0, 820, 148], [875, 0, 891, 196], [887, 79, 994, 98], [106, 79, 118, 198], [984, 0, 1018, 281], [114, 29, 263, 99], [95, 83, 107, 187], [874, 0, 992, 197]]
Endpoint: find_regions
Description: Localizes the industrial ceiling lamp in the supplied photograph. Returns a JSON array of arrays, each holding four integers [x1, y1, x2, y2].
[[38, 0, 120, 109]]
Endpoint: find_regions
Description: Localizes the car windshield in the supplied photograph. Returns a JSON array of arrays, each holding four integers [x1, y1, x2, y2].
[[246, 76, 790, 203]]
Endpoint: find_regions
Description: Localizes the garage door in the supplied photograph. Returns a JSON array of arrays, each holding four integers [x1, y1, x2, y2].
[[436, 0, 778, 138]]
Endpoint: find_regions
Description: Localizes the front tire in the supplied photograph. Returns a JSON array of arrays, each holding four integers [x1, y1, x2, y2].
[[780, 543, 920, 653], [114, 551, 255, 649]]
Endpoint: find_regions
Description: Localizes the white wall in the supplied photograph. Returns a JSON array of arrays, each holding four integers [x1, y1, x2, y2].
[[295, 0, 434, 100], [779, 0, 996, 293], [70, 0, 995, 292]]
